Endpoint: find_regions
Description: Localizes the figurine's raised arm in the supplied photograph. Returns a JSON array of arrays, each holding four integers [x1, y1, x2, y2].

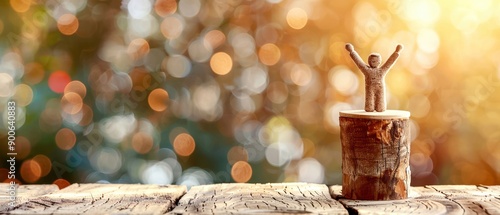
[[380, 44, 403, 72], [345, 43, 367, 71]]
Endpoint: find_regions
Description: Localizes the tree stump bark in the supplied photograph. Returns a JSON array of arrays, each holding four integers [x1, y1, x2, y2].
[[339, 110, 411, 200]]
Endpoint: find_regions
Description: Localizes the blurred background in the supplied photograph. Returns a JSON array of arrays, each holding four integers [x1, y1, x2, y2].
[[1, 0, 500, 188]]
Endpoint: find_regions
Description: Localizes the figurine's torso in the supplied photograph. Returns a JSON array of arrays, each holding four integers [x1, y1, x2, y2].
[[363, 67, 385, 87]]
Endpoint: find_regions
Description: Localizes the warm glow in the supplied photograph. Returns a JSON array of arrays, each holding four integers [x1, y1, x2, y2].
[[61, 92, 83, 114], [21, 160, 42, 183], [13, 84, 34, 107], [227, 146, 249, 165], [0, 73, 14, 97], [286, 8, 308, 29], [24, 62, 45, 85], [48, 71, 71, 94], [128, 38, 150, 61], [10, 0, 30, 13], [32, 154, 52, 177], [154, 0, 177, 17], [57, 14, 79, 35], [161, 16, 183, 39], [173, 133, 195, 156], [16, 136, 31, 159], [231, 161, 252, 183], [204, 30, 226, 49], [210, 52, 232, 75], [53, 178, 71, 189], [55, 128, 77, 150], [132, 132, 154, 154], [148, 88, 169, 112], [290, 64, 312, 86], [64, 80, 87, 99], [78, 104, 94, 126], [258, 43, 281, 66]]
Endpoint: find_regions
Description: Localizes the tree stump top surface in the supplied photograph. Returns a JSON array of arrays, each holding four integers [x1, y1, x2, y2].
[[340, 110, 411, 119], [1, 183, 499, 214]]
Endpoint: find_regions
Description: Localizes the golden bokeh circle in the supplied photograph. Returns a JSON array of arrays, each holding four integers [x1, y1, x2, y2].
[[21, 160, 42, 183], [231, 161, 252, 183], [286, 8, 308, 29], [148, 88, 169, 112], [57, 14, 79, 35], [259, 43, 281, 66], [173, 133, 196, 157], [55, 128, 77, 150], [132, 132, 154, 154], [64, 81, 87, 99], [210, 52, 233, 75]]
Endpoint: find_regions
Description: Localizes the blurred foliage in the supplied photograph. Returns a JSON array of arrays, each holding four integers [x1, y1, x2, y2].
[[1, 0, 500, 187]]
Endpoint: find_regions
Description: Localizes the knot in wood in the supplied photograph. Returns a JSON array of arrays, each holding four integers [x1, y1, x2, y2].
[[367, 120, 393, 145]]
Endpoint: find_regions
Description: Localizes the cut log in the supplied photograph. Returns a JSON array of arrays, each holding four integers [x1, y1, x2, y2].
[[339, 110, 411, 200], [5, 183, 186, 214], [170, 183, 348, 214]]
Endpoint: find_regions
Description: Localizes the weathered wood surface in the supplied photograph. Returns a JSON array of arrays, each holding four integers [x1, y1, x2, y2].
[[0, 184, 59, 211], [330, 185, 500, 214], [1, 183, 500, 214], [340, 110, 411, 200], [170, 183, 348, 214], [5, 183, 186, 214]]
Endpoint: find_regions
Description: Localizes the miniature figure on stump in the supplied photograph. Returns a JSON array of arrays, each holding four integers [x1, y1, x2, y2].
[[345, 43, 403, 112], [339, 43, 411, 200]]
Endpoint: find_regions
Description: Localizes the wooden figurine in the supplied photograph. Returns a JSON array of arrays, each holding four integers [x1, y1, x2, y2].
[[345, 43, 403, 112], [339, 43, 411, 200]]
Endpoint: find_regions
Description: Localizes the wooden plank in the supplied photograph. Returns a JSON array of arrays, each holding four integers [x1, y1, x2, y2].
[[6, 183, 186, 214], [330, 185, 466, 214], [429, 185, 500, 215], [170, 183, 348, 214], [0, 184, 59, 211], [331, 185, 500, 215]]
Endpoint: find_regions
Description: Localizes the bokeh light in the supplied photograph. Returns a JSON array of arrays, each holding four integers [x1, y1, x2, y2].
[[15, 136, 31, 160], [2, 0, 500, 186], [10, 0, 31, 13], [23, 63, 45, 85], [61, 92, 83, 114], [12, 84, 33, 107], [48, 71, 71, 93], [227, 146, 249, 165], [173, 133, 196, 157], [55, 128, 77, 150], [64, 81, 87, 99], [32, 155, 52, 177], [287, 8, 308, 29], [132, 132, 154, 154], [210, 52, 233, 75], [128, 38, 150, 61], [258, 43, 281, 66], [161, 16, 184, 39], [148, 88, 169, 112], [231, 161, 252, 183], [155, 0, 177, 17], [57, 14, 79, 35], [53, 178, 71, 189], [20, 160, 42, 183], [0, 73, 14, 97]]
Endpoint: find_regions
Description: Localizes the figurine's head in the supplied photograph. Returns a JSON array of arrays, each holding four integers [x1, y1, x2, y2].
[[368, 53, 381, 68]]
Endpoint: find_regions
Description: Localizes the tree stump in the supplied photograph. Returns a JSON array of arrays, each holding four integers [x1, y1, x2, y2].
[[339, 110, 411, 200]]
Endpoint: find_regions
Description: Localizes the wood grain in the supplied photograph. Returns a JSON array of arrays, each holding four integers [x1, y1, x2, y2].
[[340, 114, 411, 200], [4, 183, 186, 214], [170, 183, 348, 214], [330, 185, 500, 215], [0, 184, 59, 211]]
